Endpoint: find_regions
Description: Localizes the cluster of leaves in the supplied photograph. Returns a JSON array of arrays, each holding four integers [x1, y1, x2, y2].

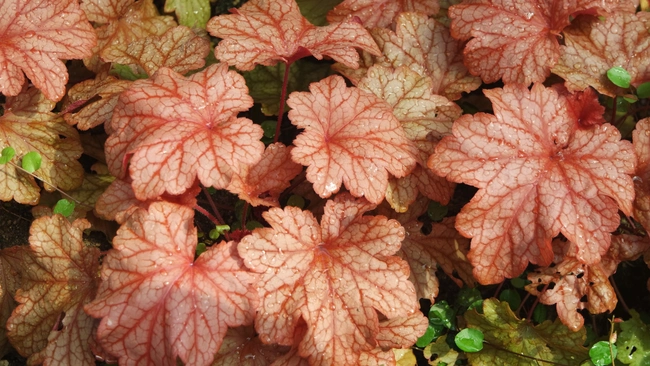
[[0, 0, 649, 365]]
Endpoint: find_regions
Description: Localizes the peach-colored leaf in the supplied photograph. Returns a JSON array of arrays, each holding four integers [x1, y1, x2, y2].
[[527, 235, 650, 331], [378, 199, 474, 301], [207, 0, 380, 71], [553, 13, 650, 97], [212, 326, 289, 366], [449, 0, 617, 85], [287, 75, 417, 204], [634, 118, 650, 232], [358, 65, 459, 210], [95, 177, 200, 224], [6, 215, 99, 365], [0, 88, 84, 205], [105, 63, 264, 200], [429, 84, 636, 284], [85, 202, 258, 366], [0, 247, 23, 358], [327, 0, 439, 29], [108, 25, 210, 76], [0, 0, 96, 101], [368, 12, 481, 101], [376, 314, 429, 349], [239, 193, 418, 365], [227, 143, 302, 207], [81, 0, 176, 70]]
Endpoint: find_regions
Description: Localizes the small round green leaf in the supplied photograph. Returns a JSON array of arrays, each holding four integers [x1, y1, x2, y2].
[[21, 151, 42, 173], [246, 220, 263, 230], [607, 66, 631, 88], [499, 289, 521, 312], [590, 341, 617, 366], [510, 276, 529, 289], [53, 199, 75, 217], [416, 325, 439, 348], [427, 201, 448, 222], [429, 301, 455, 329], [261, 120, 277, 139], [195, 242, 207, 257], [0, 147, 15, 164], [455, 328, 484, 352], [209, 224, 231, 240], [637, 82, 650, 98], [286, 194, 305, 208], [532, 304, 548, 324]]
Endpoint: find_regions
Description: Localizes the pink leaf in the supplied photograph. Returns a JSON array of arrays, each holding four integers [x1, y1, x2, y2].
[[85, 202, 258, 366], [634, 118, 650, 233], [287, 75, 417, 204], [429, 84, 636, 284], [239, 193, 418, 365], [207, 0, 380, 71], [0, 0, 96, 101], [105, 63, 264, 200], [327, 0, 439, 29]]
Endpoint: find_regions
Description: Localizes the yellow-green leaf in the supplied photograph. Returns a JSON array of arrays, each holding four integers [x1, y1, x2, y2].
[[164, 0, 210, 28]]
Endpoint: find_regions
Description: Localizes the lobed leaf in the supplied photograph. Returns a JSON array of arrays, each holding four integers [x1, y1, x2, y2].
[[287, 75, 417, 204], [105, 63, 264, 200], [7, 216, 99, 365], [239, 193, 418, 365], [634, 118, 650, 233], [429, 83, 636, 284], [326, 0, 439, 29], [0, 0, 96, 101], [207, 0, 380, 71], [85, 202, 258, 366], [0, 247, 23, 358], [212, 326, 289, 365], [164, 0, 210, 28]]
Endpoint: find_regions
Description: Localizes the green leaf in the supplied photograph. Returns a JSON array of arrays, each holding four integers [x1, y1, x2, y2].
[[245, 220, 263, 230], [0, 147, 15, 164], [164, 0, 210, 28], [53, 199, 75, 217], [209, 224, 230, 240], [457, 287, 483, 312], [510, 276, 529, 289], [416, 324, 440, 348], [295, 0, 343, 26], [498, 289, 521, 312], [464, 299, 589, 365], [429, 301, 455, 329], [21, 151, 42, 173], [423, 335, 459, 366], [617, 310, 650, 365], [195, 242, 207, 257], [261, 120, 277, 139], [532, 305, 548, 324], [110, 63, 148, 81], [455, 328, 484, 352], [427, 201, 448, 222], [607, 66, 632, 88], [286, 194, 305, 209], [637, 82, 650, 98], [590, 341, 617, 366]]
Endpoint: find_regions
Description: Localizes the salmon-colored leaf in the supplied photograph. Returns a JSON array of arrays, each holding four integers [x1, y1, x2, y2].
[[0, 0, 96, 101], [0, 247, 23, 358], [326, 0, 439, 29], [527, 235, 650, 331], [239, 193, 418, 365], [553, 13, 650, 97], [634, 118, 650, 232], [429, 84, 636, 284], [375, 313, 429, 349], [368, 12, 481, 101], [7, 215, 99, 365], [449, 0, 617, 85], [105, 63, 264, 200], [212, 326, 289, 366], [207, 0, 380, 71], [287, 75, 417, 204], [0, 88, 84, 205], [227, 143, 302, 207], [85, 202, 258, 366]]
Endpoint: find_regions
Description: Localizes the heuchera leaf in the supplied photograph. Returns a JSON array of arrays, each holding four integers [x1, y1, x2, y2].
[[326, 0, 439, 29], [633, 118, 650, 233], [85, 202, 258, 366], [227, 143, 303, 207], [464, 299, 589, 365], [164, 0, 210, 28], [527, 235, 650, 331], [449, 0, 618, 85], [212, 326, 289, 365], [0, 0, 96, 101], [429, 84, 636, 284], [239, 193, 418, 365], [7, 215, 99, 365], [287, 75, 417, 204], [0, 247, 22, 358], [553, 13, 650, 97], [358, 65, 460, 210], [0, 88, 84, 205], [617, 311, 650, 365], [105, 63, 265, 200], [207, 0, 380, 71]]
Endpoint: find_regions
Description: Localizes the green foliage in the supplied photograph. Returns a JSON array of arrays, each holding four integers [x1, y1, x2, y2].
[[110, 64, 148, 80], [637, 82, 650, 99], [617, 311, 650, 365], [427, 201, 448, 222], [455, 328, 484, 352], [590, 341, 617, 366], [607, 66, 632, 88], [209, 224, 231, 240], [53, 199, 75, 217], [165, 0, 211, 28], [21, 151, 42, 173], [0, 147, 15, 164], [285, 194, 305, 208], [295, 0, 342, 25]]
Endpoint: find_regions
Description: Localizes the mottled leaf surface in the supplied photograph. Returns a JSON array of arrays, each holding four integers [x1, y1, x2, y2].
[[105, 63, 264, 200], [0, 88, 84, 205], [634, 118, 650, 232], [0, 247, 22, 358], [327, 0, 439, 29], [239, 194, 418, 365], [207, 0, 380, 71], [429, 84, 636, 284], [287, 75, 417, 204], [449, 0, 618, 85], [212, 326, 288, 366], [85, 203, 258, 366], [164, 0, 210, 28], [0, 0, 96, 101], [7, 216, 99, 365]]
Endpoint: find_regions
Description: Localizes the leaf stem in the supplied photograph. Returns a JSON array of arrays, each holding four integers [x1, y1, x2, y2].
[[202, 186, 227, 225], [273, 61, 292, 143], [609, 275, 630, 315], [194, 204, 230, 241]]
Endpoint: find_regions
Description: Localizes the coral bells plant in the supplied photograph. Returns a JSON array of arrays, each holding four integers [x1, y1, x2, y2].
[[0, 0, 649, 365]]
